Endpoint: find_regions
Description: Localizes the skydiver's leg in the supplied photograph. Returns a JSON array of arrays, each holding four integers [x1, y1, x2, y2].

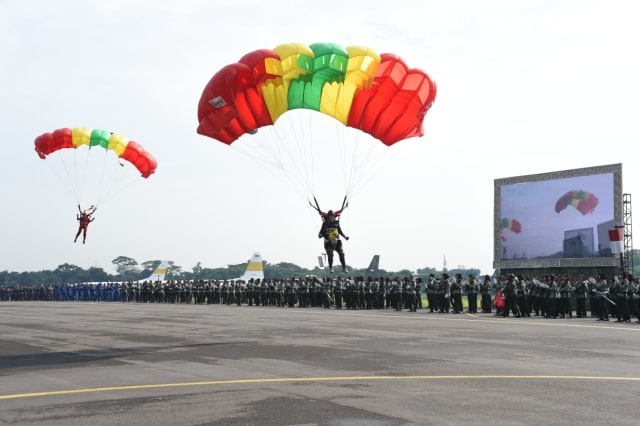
[[74, 227, 82, 242], [336, 241, 346, 271], [82, 226, 87, 243], [324, 240, 334, 271]]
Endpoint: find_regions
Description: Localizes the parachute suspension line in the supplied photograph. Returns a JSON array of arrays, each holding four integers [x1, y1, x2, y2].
[[299, 109, 317, 197], [266, 110, 317, 202], [75, 145, 94, 206], [228, 114, 313, 205], [332, 118, 348, 197], [46, 150, 77, 206], [331, 118, 373, 205], [95, 146, 123, 208], [277, 109, 314, 198], [94, 146, 111, 208]]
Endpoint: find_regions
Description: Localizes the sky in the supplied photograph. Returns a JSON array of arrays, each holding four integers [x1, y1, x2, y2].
[[1, 0, 639, 276]]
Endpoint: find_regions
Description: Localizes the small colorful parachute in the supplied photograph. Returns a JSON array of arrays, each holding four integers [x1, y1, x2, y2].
[[197, 42, 436, 204], [35, 128, 157, 178], [34, 127, 157, 208], [554, 190, 599, 215], [501, 218, 522, 241]]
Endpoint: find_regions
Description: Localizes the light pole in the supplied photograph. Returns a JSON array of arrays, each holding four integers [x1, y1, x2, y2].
[[322, 253, 328, 280]]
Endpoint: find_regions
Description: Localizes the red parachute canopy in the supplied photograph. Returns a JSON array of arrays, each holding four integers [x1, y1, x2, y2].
[[554, 190, 599, 215], [197, 42, 437, 146]]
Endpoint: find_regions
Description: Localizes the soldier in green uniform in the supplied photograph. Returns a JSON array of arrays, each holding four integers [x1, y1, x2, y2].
[[574, 276, 588, 318], [615, 273, 631, 322], [427, 274, 438, 312], [545, 276, 558, 319], [558, 275, 573, 318], [333, 278, 343, 309], [466, 274, 479, 313], [596, 273, 610, 321], [403, 277, 417, 312], [502, 274, 521, 317], [514, 276, 527, 317], [438, 274, 450, 313], [450, 274, 464, 314], [480, 275, 492, 313]]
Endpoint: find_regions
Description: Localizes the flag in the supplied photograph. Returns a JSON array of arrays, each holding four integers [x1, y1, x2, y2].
[[608, 229, 623, 254]]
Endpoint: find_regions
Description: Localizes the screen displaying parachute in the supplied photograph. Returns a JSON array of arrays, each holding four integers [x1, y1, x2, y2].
[[554, 190, 599, 215], [34, 127, 157, 208], [501, 218, 522, 233], [500, 218, 521, 241], [196, 42, 436, 205]]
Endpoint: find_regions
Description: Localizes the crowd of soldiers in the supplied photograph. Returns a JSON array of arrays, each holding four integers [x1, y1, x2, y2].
[[1, 272, 639, 322]]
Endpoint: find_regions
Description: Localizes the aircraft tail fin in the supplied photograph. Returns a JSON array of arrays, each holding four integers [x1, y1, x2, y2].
[[237, 252, 264, 281], [140, 260, 169, 282], [364, 255, 380, 278]]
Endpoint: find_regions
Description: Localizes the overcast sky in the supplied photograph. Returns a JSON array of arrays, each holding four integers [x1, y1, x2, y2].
[[2, 0, 639, 275]]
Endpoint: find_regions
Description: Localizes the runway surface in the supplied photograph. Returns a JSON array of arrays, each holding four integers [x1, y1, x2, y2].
[[1, 302, 639, 425]]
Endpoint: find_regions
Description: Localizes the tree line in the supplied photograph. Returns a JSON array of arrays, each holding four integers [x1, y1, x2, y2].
[[7, 251, 640, 287], [0, 255, 481, 287]]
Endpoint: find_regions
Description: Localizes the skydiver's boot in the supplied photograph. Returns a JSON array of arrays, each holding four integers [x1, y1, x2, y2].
[[338, 253, 346, 273]]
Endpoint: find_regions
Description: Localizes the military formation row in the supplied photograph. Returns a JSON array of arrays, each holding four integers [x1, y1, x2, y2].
[[1, 273, 639, 323]]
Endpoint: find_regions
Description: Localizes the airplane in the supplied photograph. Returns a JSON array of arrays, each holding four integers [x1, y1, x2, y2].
[[69, 261, 169, 287], [233, 252, 264, 282]]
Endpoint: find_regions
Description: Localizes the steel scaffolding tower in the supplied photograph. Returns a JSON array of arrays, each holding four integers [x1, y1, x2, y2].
[[623, 193, 633, 274]]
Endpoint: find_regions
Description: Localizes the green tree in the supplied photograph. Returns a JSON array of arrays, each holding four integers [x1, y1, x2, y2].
[[192, 262, 203, 280], [111, 256, 139, 279]]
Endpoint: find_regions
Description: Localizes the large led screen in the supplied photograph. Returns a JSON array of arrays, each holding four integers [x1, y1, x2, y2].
[[494, 164, 622, 270]]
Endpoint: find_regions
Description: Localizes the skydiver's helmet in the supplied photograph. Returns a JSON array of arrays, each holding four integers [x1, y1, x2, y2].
[[327, 210, 334, 217]]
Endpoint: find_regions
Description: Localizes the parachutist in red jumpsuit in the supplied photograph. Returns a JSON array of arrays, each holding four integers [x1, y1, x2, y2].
[[318, 210, 349, 273], [74, 207, 95, 244]]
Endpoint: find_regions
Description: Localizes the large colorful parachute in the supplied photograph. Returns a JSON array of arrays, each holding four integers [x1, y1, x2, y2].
[[35, 127, 157, 178], [197, 42, 437, 146], [197, 42, 436, 205], [554, 190, 599, 215]]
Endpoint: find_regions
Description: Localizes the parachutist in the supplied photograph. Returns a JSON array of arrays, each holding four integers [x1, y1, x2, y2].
[[74, 205, 95, 244], [318, 210, 349, 273], [309, 195, 348, 222]]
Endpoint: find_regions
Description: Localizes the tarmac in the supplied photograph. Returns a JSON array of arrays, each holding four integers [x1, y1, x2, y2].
[[1, 302, 639, 426]]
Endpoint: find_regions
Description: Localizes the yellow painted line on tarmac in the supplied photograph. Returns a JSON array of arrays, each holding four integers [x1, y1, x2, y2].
[[2, 374, 640, 400]]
